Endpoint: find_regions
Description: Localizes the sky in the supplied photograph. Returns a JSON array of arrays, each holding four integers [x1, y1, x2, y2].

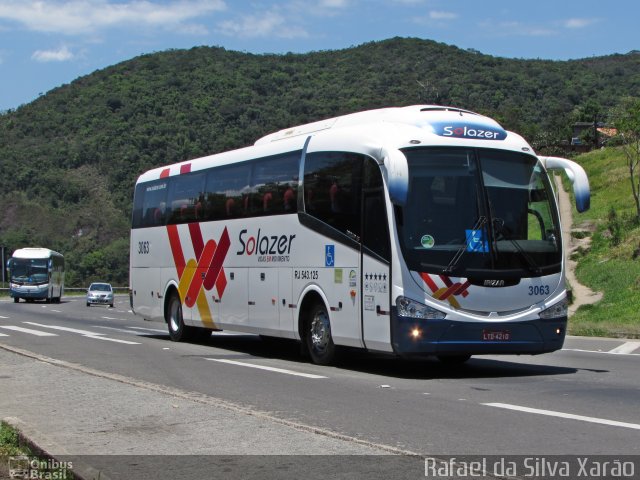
[[0, 0, 638, 112]]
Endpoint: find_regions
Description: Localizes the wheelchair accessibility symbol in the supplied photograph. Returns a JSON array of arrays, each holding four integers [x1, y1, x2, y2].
[[325, 245, 335, 267]]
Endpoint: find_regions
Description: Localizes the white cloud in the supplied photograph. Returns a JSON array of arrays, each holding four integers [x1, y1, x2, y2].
[[413, 9, 459, 26], [393, 0, 425, 3], [564, 18, 599, 29], [217, 11, 308, 39], [429, 10, 457, 20], [318, 0, 349, 7], [0, 0, 227, 35], [31, 45, 74, 62], [478, 19, 556, 37]]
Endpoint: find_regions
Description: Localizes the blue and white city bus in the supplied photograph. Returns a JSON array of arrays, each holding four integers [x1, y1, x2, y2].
[[8, 248, 65, 303], [130, 105, 589, 364]]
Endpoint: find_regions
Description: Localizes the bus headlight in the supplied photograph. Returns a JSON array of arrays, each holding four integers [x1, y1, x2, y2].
[[539, 298, 569, 319], [396, 296, 446, 319]]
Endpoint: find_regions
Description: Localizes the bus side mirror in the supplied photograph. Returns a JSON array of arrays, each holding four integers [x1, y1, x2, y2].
[[540, 156, 590, 213], [383, 149, 409, 206]]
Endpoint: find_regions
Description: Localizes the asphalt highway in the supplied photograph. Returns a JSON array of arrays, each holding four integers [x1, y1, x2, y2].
[[1, 295, 639, 478]]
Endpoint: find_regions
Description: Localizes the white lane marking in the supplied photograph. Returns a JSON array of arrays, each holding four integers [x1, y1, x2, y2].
[[23, 322, 140, 345], [24, 322, 104, 336], [87, 336, 141, 345], [205, 358, 327, 379], [0, 333, 9, 336], [127, 326, 168, 334], [609, 341, 640, 354], [0, 326, 58, 337], [92, 326, 150, 335], [0, 315, 10, 319], [483, 403, 640, 431], [562, 348, 640, 357], [50, 310, 62, 313], [101, 316, 125, 321]]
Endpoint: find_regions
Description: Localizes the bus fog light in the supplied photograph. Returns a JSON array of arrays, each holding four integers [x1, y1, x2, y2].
[[396, 296, 446, 319], [540, 298, 569, 319]]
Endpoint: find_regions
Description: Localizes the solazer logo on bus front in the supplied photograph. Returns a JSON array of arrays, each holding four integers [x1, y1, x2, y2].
[[432, 121, 507, 140]]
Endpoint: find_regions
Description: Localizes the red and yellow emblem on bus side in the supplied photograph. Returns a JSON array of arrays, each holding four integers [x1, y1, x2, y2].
[[419, 272, 470, 309], [167, 223, 230, 328]]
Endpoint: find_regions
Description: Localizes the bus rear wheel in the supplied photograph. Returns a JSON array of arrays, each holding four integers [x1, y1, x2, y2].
[[165, 292, 211, 342], [166, 292, 191, 342], [305, 302, 337, 365]]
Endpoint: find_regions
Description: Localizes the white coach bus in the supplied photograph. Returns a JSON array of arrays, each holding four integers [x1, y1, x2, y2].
[[8, 248, 65, 303], [130, 105, 590, 364]]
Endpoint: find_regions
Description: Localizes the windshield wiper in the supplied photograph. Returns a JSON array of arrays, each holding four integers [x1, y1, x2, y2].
[[492, 218, 542, 275], [442, 216, 487, 275]]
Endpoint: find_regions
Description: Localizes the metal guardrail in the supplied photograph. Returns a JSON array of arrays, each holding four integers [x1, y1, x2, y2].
[[0, 287, 130, 294]]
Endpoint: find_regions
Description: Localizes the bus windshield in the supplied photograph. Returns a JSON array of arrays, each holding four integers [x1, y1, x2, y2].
[[396, 147, 561, 278], [9, 258, 49, 285]]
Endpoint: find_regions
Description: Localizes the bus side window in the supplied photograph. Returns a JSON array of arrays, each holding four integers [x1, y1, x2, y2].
[[248, 153, 300, 216], [134, 180, 168, 228], [165, 173, 205, 225], [283, 186, 296, 212], [205, 164, 251, 220], [303, 152, 363, 239], [362, 159, 390, 261]]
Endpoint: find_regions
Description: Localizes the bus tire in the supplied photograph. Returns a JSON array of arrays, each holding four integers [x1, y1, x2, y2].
[[437, 354, 471, 365], [166, 291, 192, 342], [305, 302, 337, 365]]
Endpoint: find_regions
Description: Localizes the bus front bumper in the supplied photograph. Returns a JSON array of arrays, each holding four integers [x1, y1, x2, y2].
[[391, 310, 567, 358], [10, 284, 49, 299]]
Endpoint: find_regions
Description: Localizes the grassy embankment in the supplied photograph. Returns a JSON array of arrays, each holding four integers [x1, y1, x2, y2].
[[566, 147, 640, 337], [0, 422, 77, 479]]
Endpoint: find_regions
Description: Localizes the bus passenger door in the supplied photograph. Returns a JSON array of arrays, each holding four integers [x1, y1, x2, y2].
[[361, 159, 393, 352]]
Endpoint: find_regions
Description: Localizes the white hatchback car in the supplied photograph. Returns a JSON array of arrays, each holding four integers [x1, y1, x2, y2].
[[86, 282, 114, 307]]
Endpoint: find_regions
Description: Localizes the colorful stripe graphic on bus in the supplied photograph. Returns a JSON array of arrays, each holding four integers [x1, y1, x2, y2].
[[167, 223, 230, 328], [419, 272, 471, 309]]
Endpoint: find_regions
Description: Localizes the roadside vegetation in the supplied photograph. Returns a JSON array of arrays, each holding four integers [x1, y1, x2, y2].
[[0, 38, 639, 287], [567, 146, 640, 337], [0, 37, 638, 337], [0, 422, 77, 479]]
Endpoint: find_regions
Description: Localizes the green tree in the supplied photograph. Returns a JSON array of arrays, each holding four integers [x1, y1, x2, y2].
[[612, 97, 640, 221]]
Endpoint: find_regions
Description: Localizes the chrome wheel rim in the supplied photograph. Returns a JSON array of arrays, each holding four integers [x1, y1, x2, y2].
[[310, 309, 330, 354]]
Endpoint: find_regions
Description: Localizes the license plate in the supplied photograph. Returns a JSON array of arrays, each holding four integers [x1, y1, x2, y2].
[[482, 329, 511, 341]]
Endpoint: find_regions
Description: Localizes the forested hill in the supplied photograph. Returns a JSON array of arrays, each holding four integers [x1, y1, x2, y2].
[[1, 37, 639, 286]]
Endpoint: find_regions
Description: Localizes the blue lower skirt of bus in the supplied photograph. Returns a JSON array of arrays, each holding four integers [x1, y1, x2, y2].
[[390, 309, 567, 357]]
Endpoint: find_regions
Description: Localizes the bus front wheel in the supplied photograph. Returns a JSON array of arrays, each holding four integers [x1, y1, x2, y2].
[[305, 302, 337, 365]]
